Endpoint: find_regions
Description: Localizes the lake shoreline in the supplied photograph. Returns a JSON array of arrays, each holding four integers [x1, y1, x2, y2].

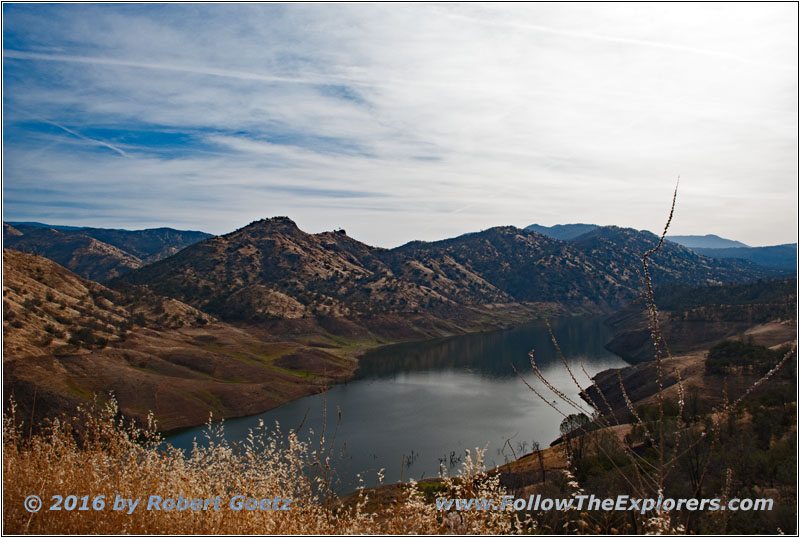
[[156, 304, 572, 435], [164, 315, 627, 489]]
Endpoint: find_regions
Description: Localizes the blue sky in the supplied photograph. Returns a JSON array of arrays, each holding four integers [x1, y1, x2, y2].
[[3, 3, 797, 247]]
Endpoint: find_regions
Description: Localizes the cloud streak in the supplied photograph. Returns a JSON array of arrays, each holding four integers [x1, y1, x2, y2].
[[3, 49, 374, 88], [436, 8, 796, 71]]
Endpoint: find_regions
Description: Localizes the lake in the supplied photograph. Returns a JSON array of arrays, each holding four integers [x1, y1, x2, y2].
[[165, 316, 628, 490]]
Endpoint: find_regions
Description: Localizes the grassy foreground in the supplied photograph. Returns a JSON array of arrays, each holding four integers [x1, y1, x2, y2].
[[3, 394, 705, 535], [3, 397, 524, 534]]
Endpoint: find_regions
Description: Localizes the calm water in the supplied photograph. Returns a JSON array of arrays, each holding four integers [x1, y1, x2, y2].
[[166, 317, 627, 490]]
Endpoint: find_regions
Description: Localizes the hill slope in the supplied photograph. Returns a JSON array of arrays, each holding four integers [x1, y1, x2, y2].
[[2, 249, 357, 431], [604, 277, 797, 363]]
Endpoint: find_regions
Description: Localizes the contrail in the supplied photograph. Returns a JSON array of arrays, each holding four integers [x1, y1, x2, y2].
[[42, 119, 129, 157]]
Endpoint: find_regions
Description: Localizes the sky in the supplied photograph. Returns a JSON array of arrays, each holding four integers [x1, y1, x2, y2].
[[3, 3, 797, 247]]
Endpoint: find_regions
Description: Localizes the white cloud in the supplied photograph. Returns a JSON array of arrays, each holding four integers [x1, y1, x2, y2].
[[2, 3, 797, 247]]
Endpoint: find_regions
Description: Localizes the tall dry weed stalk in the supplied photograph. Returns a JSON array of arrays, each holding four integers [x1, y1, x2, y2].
[[517, 182, 797, 534]]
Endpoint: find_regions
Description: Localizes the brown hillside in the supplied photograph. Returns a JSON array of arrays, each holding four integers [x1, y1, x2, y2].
[[116, 217, 517, 322], [2, 249, 355, 431]]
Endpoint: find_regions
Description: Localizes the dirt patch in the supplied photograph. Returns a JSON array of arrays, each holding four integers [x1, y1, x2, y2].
[[743, 320, 797, 347]]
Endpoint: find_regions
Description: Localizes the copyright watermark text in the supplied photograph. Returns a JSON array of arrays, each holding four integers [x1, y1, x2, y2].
[[23, 494, 293, 514]]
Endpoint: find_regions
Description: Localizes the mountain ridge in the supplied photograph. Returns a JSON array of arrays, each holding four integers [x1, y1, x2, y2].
[[524, 223, 599, 240], [3, 222, 213, 281], [113, 217, 775, 326]]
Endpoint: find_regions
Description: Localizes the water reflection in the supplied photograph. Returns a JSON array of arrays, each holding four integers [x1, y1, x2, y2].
[[355, 316, 616, 378], [166, 316, 626, 491]]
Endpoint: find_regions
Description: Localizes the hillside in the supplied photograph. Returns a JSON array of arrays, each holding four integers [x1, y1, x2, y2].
[[3, 222, 212, 281], [114, 219, 772, 329], [114, 217, 517, 323], [604, 278, 797, 363], [2, 224, 141, 281], [3, 249, 208, 358], [2, 249, 360, 431]]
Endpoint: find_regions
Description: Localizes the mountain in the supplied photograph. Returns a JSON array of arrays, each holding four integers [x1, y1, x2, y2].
[[565, 225, 768, 292], [114, 216, 506, 322], [524, 223, 599, 241], [114, 218, 773, 326], [667, 234, 749, 249], [692, 244, 797, 271], [569, 226, 761, 282], [2, 249, 356, 431], [3, 224, 142, 282], [3, 222, 213, 282]]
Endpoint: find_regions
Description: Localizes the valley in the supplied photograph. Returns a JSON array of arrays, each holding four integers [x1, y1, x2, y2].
[[2, 217, 793, 434]]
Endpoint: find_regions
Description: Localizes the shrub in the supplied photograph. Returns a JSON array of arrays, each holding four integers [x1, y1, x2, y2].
[[706, 341, 796, 376], [68, 327, 96, 348]]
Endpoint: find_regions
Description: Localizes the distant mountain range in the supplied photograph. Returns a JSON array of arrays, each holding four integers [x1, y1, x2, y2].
[[525, 223, 795, 272], [6, 221, 88, 231], [3, 222, 212, 281], [526, 224, 751, 249], [691, 244, 797, 271], [667, 234, 749, 249], [667, 236, 796, 271]]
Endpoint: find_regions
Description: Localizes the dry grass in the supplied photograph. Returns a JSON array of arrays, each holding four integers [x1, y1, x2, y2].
[[3, 397, 523, 534]]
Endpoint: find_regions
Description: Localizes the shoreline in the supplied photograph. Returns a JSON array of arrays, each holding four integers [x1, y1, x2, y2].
[[157, 303, 566, 436], [344, 321, 797, 501]]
